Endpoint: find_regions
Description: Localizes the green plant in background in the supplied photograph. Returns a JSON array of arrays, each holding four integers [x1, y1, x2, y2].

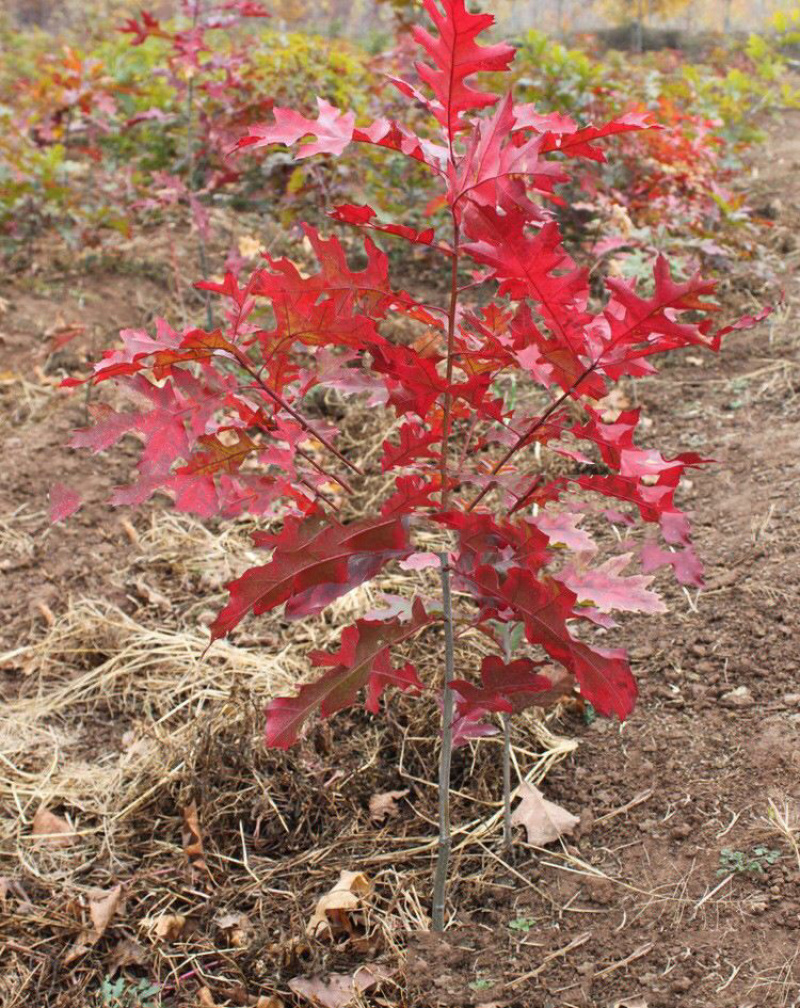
[[96, 977, 160, 1008], [772, 3, 800, 48], [718, 845, 782, 876], [253, 31, 369, 111], [511, 30, 607, 117]]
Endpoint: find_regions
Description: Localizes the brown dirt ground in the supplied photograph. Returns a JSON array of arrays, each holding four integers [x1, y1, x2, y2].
[[1, 114, 799, 1008]]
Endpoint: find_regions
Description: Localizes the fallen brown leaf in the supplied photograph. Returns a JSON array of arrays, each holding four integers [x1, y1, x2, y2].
[[32, 807, 76, 849], [306, 871, 371, 939], [151, 913, 187, 941], [238, 234, 265, 258], [215, 911, 253, 947], [109, 937, 147, 973], [64, 884, 125, 964], [596, 385, 631, 422], [511, 783, 579, 846], [181, 801, 210, 878], [289, 966, 392, 1008], [64, 938, 93, 965], [368, 790, 409, 824], [89, 885, 124, 940]]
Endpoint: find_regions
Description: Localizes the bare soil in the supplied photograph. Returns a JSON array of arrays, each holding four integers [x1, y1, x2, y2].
[[1, 115, 799, 1008]]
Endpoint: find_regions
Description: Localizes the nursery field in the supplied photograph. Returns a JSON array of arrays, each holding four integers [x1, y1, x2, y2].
[[1, 3, 799, 1007]]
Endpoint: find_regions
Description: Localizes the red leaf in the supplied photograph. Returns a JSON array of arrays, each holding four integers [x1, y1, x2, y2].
[[265, 600, 431, 747], [118, 10, 164, 45], [381, 475, 441, 515], [411, 0, 515, 139], [329, 204, 441, 250], [451, 94, 565, 213], [381, 422, 441, 471], [541, 111, 660, 163], [463, 214, 589, 347], [596, 257, 720, 377], [49, 484, 82, 523], [559, 554, 666, 615], [451, 657, 551, 716], [463, 565, 637, 720], [70, 404, 136, 454], [234, 99, 355, 157], [211, 512, 412, 639], [641, 541, 704, 587]]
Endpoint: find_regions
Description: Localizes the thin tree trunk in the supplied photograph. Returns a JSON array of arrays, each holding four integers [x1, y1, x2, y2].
[[185, 0, 214, 329], [632, 0, 644, 53], [502, 623, 513, 855], [431, 154, 461, 934], [432, 551, 456, 931]]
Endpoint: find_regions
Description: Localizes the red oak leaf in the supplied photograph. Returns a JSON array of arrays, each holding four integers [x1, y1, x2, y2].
[[211, 512, 412, 638], [234, 99, 355, 157], [463, 565, 637, 720], [265, 599, 431, 747], [559, 553, 667, 615], [411, 0, 515, 139]]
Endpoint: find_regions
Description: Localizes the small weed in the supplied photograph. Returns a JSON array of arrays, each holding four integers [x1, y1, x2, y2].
[[468, 977, 495, 992], [96, 977, 161, 1008], [718, 845, 781, 876], [508, 916, 537, 933]]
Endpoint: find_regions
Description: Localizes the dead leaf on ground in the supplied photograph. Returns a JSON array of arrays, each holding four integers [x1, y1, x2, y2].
[[289, 965, 393, 1008], [134, 576, 171, 611], [238, 234, 265, 258], [596, 385, 630, 422], [181, 801, 210, 878], [306, 870, 371, 939], [511, 783, 579, 846], [89, 884, 124, 939], [368, 790, 409, 824], [215, 910, 253, 947], [32, 807, 77, 849], [64, 937, 93, 965], [109, 937, 147, 974], [253, 997, 285, 1008], [64, 884, 124, 964], [150, 913, 187, 941]]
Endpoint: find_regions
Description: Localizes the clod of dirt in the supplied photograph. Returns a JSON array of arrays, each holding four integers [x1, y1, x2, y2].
[[720, 685, 755, 708]]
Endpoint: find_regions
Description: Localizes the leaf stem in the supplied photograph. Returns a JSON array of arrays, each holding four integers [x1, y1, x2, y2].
[[235, 355, 364, 478], [432, 550, 456, 932], [465, 360, 597, 513]]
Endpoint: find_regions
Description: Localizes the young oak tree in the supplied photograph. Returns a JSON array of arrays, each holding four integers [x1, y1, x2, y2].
[[56, 0, 768, 928]]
